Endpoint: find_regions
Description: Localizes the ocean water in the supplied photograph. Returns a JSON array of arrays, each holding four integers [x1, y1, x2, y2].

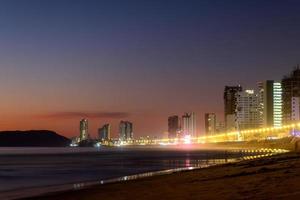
[[0, 146, 264, 199]]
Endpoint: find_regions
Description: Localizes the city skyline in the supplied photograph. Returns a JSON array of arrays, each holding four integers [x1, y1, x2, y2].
[[2, 1, 300, 200], [0, 0, 300, 138]]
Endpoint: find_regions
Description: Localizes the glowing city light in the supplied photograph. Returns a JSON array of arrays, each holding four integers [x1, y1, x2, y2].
[[183, 135, 191, 144]]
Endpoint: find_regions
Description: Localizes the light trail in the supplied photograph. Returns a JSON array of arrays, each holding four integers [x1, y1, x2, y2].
[[132, 122, 300, 145], [91, 122, 300, 147]]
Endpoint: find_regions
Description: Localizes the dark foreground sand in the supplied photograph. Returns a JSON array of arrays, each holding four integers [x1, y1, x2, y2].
[[25, 153, 300, 200]]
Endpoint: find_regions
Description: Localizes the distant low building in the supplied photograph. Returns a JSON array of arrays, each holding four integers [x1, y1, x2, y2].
[[70, 136, 80, 146]]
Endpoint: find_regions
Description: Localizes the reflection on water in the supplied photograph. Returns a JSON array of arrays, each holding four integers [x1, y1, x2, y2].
[[0, 147, 283, 200], [185, 158, 190, 167], [71, 152, 277, 191], [70, 158, 237, 191]]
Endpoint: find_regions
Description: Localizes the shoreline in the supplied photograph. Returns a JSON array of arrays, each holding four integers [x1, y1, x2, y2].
[[0, 147, 284, 200], [21, 151, 298, 200], [3, 149, 258, 200]]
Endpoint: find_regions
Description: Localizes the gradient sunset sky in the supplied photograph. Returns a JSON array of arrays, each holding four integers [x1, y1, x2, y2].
[[0, 0, 300, 138]]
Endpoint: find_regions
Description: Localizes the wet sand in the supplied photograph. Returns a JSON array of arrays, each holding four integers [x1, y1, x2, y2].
[[23, 152, 300, 200]]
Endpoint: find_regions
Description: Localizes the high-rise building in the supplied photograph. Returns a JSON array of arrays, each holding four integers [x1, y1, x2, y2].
[[258, 81, 282, 127], [273, 82, 283, 127], [182, 112, 196, 137], [236, 90, 260, 130], [119, 121, 133, 141], [292, 97, 300, 121], [216, 121, 225, 134], [205, 113, 216, 136], [282, 66, 300, 124], [98, 124, 111, 141], [257, 82, 264, 127], [168, 116, 179, 138], [224, 85, 242, 131], [79, 119, 89, 141]]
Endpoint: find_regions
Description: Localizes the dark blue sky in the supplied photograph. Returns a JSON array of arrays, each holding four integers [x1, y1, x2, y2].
[[0, 0, 299, 137]]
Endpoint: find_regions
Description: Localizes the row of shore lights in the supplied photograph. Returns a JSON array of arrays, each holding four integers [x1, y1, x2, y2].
[[155, 123, 300, 143], [198, 123, 300, 140], [159, 123, 300, 142]]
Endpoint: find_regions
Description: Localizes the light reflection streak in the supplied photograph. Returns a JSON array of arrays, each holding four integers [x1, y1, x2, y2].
[[71, 151, 283, 190]]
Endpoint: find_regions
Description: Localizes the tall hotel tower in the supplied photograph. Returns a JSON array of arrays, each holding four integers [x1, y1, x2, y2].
[[282, 67, 300, 124], [182, 112, 196, 137], [224, 85, 242, 131], [168, 116, 179, 139], [79, 119, 89, 141], [236, 90, 260, 130], [205, 113, 217, 135], [119, 121, 133, 141], [258, 81, 282, 128], [98, 124, 111, 141]]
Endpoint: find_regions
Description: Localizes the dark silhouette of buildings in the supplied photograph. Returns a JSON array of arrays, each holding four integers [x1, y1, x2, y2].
[[224, 85, 242, 131], [98, 124, 111, 141], [205, 113, 216, 135], [168, 115, 179, 138], [119, 121, 133, 141], [282, 66, 300, 124]]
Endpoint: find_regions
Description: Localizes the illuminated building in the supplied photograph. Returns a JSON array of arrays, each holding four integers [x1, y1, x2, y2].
[[258, 80, 282, 127], [119, 121, 133, 141], [205, 113, 216, 135], [98, 124, 111, 141], [216, 121, 225, 133], [168, 116, 179, 138], [182, 112, 196, 137], [70, 136, 80, 146], [273, 82, 283, 127], [224, 85, 242, 131], [79, 119, 89, 141], [282, 66, 300, 124], [226, 114, 236, 132], [236, 90, 260, 130]]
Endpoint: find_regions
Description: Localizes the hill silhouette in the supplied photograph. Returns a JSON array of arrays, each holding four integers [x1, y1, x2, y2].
[[0, 130, 70, 147]]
